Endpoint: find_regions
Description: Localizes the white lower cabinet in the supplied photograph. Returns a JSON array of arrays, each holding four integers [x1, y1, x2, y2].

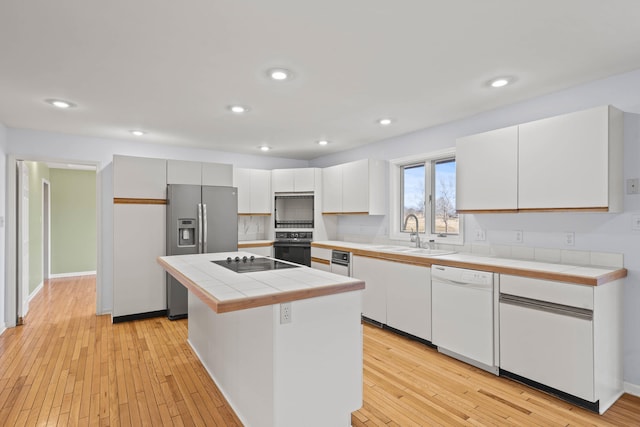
[[386, 263, 431, 341], [500, 299, 594, 400], [113, 204, 166, 318], [499, 274, 623, 413], [352, 255, 431, 340]]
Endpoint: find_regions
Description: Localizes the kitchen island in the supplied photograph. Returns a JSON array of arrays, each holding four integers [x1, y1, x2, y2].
[[158, 252, 365, 427]]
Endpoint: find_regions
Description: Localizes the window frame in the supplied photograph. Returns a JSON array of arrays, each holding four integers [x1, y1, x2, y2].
[[390, 148, 464, 245]]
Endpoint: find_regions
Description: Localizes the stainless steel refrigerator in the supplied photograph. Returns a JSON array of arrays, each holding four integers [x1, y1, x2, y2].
[[166, 184, 238, 319]]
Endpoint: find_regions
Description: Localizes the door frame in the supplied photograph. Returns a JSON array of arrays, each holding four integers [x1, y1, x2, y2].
[[5, 155, 101, 328], [42, 179, 51, 283]]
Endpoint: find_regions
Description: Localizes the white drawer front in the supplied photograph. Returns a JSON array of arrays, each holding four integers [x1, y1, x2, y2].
[[311, 247, 331, 261], [500, 302, 594, 401], [500, 274, 593, 309]]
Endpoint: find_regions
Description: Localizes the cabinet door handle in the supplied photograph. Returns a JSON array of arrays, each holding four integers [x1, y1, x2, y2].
[[197, 203, 203, 253], [500, 293, 593, 321]]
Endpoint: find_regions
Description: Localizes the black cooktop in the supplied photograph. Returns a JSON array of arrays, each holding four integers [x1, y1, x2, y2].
[[212, 256, 300, 274]]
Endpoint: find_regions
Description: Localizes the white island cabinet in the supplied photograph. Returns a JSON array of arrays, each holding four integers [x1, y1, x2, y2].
[[158, 252, 364, 427]]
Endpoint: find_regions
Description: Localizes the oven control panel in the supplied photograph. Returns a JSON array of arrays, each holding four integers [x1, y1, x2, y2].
[[275, 231, 313, 242]]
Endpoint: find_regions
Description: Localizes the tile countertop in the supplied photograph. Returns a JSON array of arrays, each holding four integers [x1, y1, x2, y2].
[[312, 241, 627, 286], [158, 252, 364, 313]]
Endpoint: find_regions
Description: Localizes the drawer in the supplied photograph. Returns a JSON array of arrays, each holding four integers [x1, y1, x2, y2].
[[311, 247, 332, 261], [500, 274, 593, 310]]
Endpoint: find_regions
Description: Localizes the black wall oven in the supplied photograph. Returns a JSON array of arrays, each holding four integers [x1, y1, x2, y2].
[[273, 231, 312, 267]]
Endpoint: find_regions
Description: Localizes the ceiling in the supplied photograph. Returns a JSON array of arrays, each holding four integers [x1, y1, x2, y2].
[[2, 1, 640, 161]]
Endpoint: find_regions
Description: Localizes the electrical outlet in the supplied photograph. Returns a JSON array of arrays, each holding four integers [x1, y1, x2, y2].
[[564, 232, 575, 246], [514, 230, 523, 243], [475, 229, 486, 241], [280, 302, 292, 324], [632, 214, 640, 230]]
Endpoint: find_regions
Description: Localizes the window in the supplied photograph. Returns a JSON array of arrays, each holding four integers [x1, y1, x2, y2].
[[401, 163, 426, 233], [432, 159, 458, 235], [395, 150, 461, 243]]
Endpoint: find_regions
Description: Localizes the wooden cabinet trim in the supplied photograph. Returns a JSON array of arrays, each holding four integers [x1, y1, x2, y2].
[[311, 257, 331, 266], [114, 198, 167, 205], [238, 241, 274, 248]]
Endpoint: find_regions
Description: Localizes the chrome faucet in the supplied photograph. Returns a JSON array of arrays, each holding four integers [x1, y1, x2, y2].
[[404, 214, 421, 248]]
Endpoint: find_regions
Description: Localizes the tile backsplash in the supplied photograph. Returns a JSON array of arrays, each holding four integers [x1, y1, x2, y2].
[[238, 216, 268, 241]]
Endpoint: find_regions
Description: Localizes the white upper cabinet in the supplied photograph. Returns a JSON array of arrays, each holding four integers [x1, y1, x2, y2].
[[233, 168, 272, 214], [322, 164, 343, 213], [202, 162, 233, 186], [456, 126, 518, 212], [113, 155, 167, 199], [271, 168, 316, 192], [456, 105, 623, 213], [518, 105, 623, 212], [167, 160, 233, 186], [322, 159, 385, 215]]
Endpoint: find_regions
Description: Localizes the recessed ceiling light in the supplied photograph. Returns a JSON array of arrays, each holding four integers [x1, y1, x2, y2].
[[260, 146, 271, 152], [377, 118, 393, 126], [488, 77, 514, 88], [45, 99, 76, 109], [267, 68, 292, 81], [228, 105, 249, 114], [130, 130, 146, 136], [317, 140, 329, 146]]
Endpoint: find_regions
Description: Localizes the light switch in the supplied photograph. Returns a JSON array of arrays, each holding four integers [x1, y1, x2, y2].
[[632, 214, 640, 230], [627, 178, 639, 195]]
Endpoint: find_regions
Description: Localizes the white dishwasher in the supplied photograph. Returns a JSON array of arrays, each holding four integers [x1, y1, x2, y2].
[[431, 265, 498, 374]]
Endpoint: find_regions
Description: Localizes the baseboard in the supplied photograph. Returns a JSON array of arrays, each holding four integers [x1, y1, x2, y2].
[[0, 322, 6, 336], [112, 310, 167, 324], [49, 271, 97, 279], [625, 381, 640, 397], [29, 281, 44, 302]]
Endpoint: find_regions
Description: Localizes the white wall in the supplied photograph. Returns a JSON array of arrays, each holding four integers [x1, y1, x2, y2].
[[6, 129, 308, 315], [0, 123, 6, 333], [310, 67, 640, 388]]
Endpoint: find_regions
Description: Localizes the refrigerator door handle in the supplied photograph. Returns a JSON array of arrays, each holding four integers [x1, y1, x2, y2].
[[197, 203, 203, 253], [203, 203, 208, 253]]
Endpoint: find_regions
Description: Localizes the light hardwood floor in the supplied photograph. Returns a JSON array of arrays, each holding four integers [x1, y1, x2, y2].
[[1, 276, 638, 426]]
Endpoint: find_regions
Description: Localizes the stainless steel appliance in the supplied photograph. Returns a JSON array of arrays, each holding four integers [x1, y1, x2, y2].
[[166, 184, 238, 319], [431, 265, 498, 374], [273, 231, 312, 266], [330, 250, 351, 276], [274, 193, 314, 229]]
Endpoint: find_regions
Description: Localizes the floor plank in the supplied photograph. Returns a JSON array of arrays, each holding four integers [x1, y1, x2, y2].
[[1, 276, 638, 426]]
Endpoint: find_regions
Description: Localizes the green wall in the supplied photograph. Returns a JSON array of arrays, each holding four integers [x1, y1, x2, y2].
[[50, 169, 97, 275], [27, 161, 49, 293]]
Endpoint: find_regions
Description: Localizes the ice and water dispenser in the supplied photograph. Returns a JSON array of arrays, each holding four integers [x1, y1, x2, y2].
[[178, 219, 196, 247]]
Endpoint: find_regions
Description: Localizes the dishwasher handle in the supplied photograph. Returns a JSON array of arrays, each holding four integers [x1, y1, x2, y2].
[[500, 293, 593, 321]]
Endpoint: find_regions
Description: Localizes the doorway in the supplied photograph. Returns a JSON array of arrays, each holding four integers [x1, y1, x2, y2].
[[5, 157, 100, 328]]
